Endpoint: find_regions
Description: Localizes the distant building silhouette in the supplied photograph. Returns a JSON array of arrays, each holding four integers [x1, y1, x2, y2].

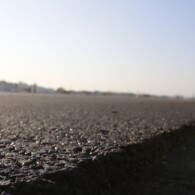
[[0, 80, 54, 93]]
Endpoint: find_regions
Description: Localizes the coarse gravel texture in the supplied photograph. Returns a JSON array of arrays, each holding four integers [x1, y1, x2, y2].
[[0, 94, 195, 194]]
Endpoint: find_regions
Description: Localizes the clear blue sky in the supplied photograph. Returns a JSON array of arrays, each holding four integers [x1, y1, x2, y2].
[[0, 0, 195, 97]]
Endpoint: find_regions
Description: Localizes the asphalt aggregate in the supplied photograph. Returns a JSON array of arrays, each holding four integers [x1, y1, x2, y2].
[[0, 94, 195, 194]]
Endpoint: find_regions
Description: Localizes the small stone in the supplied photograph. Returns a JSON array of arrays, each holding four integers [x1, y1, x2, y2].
[[21, 158, 36, 166], [0, 180, 11, 186], [0, 144, 6, 148], [73, 146, 82, 153], [82, 147, 91, 155], [99, 129, 109, 135], [51, 154, 57, 160], [69, 158, 79, 163]]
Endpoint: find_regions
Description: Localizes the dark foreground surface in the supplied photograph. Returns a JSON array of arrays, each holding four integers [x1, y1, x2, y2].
[[106, 134, 195, 195], [0, 94, 195, 194]]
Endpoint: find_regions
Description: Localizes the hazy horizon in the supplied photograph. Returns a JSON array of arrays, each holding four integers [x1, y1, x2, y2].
[[1, 0, 195, 97]]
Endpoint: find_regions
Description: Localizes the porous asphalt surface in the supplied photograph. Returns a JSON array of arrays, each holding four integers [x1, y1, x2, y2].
[[0, 94, 195, 194]]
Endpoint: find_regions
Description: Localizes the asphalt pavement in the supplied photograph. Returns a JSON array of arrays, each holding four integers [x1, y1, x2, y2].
[[0, 94, 194, 194]]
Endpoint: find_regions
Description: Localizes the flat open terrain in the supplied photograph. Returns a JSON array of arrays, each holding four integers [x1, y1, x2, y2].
[[0, 94, 195, 194]]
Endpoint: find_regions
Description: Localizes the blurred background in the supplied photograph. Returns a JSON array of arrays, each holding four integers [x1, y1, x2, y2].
[[0, 0, 195, 97]]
